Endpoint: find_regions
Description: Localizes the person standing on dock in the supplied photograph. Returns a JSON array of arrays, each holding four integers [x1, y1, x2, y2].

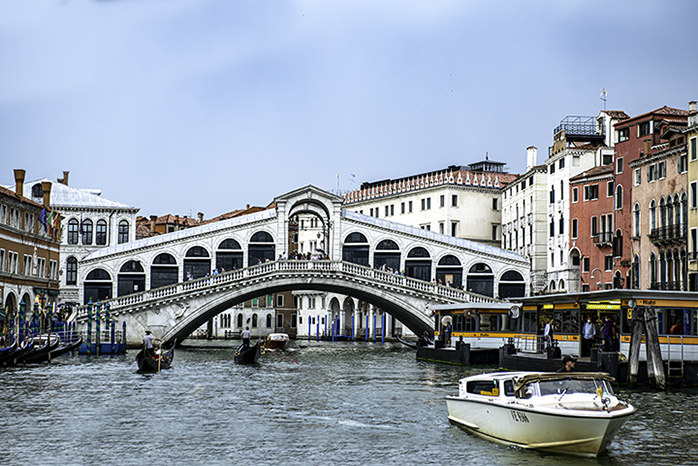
[[582, 317, 596, 357], [601, 316, 614, 352], [543, 317, 554, 352]]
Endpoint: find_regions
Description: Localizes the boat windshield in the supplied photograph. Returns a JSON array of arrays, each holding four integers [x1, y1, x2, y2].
[[537, 379, 614, 397]]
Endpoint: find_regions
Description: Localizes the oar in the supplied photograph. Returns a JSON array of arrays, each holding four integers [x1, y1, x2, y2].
[[264, 348, 299, 364]]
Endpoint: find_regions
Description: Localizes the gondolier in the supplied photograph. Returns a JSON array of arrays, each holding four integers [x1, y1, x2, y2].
[[143, 330, 156, 355], [241, 327, 251, 348]]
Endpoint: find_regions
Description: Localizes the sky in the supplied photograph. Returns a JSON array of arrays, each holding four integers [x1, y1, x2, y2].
[[1, 0, 697, 219]]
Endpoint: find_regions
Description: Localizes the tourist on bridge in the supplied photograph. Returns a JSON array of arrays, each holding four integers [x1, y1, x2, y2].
[[241, 327, 251, 348]]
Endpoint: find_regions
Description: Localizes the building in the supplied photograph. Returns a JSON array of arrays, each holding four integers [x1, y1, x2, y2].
[[629, 124, 688, 290], [614, 106, 689, 290], [343, 161, 518, 248], [544, 113, 619, 293], [685, 102, 698, 290], [0, 170, 61, 326], [569, 164, 616, 291], [501, 146, 549, 294], [7, 171, 140, 305]]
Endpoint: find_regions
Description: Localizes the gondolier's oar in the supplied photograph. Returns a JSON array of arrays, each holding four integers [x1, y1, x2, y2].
[[264, 348, 299, 364]]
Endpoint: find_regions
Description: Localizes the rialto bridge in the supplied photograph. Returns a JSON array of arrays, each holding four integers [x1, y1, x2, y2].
[[71, 186, 529, 345]]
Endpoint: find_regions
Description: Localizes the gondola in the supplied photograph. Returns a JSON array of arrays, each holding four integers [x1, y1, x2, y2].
[[136, 344, 175, 372], [396, 335, 418, 349], [0, 340, 33, 366], [13, 336, 60, 365], [24, 336, 83, 364], [234, 341, 261, 364], [0, 340, 18, 361]]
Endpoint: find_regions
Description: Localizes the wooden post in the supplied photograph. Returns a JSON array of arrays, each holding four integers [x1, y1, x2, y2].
[[644, 306, 666, 390], [627, 307, 644, 389]]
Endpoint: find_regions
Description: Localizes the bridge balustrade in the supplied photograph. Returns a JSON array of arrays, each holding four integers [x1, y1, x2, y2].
[[72, 260, 499, 321]]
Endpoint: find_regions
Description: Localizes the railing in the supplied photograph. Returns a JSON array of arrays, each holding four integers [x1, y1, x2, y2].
[[553, 116, 603, 137], [592, 232, 613, 247], [666, 335, 685, 362], [650, 281, 684, 291], [649, 224, 687, 244], [511, 334, 541, 354], [72, 260, 499, 321]]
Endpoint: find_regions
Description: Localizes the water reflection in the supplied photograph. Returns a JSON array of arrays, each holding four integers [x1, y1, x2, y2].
[[0, 341, 695, 466]]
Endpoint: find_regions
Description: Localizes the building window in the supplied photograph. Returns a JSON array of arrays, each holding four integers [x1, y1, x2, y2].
[[634, 168, 642, 186], [421, 199, 425, 210], [615, 185, 623, 210], [492, 225, 498, 240], [549, 163, 555, 174], [408, 201, 413, 213], [118, 220, 129, 244], [571, 219, 578, 239], [618, 128, 629, 142], [605, 255, 613, 271], [692, 228, 697, 256], [679, 153, 688, 174], [440, 195, 445, 207], [633, 203, 641, 237], [67, 219, 79, 245], [492, 198, 498, 210], [439, 223, 444, 234], [691, 182, 698, 209], [277, 295, 283, 307], [66, 257, 78, 285], [401, 202, 405, 214], [616, 157, 623, 174], [549, 188, 555, 204], [572, 187, 578, 203], [607, 181, 614, 198], [549, 221, 555, 237], [584, 185, 598, 201], [691, 137, 697, 162], [96, 220, 107, 245], [582, 257, 590, 273], [82, 219, 93, 245], [638, 122, 650, 137], [452, 195, 458, 207], [559, 157, 565, 169], [559, 216, 564, 235], [591, 216, 598, 236], [451, 222, 457, 237], [385, 206, 389, 217]]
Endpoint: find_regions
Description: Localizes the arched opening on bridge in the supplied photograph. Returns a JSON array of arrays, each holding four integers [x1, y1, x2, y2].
[[405, 247, 431, 281], [342, 297, 355, 337], [4, 292, 17, 320], [373, 239, 400, 270], [436, 255, 462, 287], [498, 270, 526, 299], [342, 232, 369, 266], [466, 263, 494, 297], [151, 253, 178, 289], [248, 231, 275, 265], [117, 260, 145, 297], [216, 239, 243, 272], [184, 246, 211, 280], [84, 268, 112, 304]]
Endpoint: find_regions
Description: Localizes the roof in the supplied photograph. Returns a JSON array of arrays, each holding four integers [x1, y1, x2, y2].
[[341, 209, 528, 265], [5, 179, 138, 211], [604, 110, 630, 120], [569, 164, 614, 182], [0, 184, 45, 210], [614, 106, 690, 127]]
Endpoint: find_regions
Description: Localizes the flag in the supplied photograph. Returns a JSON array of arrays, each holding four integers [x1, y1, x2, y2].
[[595, 385, 603, 398], [46, 210, 55, 234], [39, 208, 47, 232]]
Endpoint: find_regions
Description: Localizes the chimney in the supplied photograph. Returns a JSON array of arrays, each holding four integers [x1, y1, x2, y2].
[[13, 169, 25, 197], [642, 139, 652, 157], [41, 181, 52, 207], [690, 101, 697, 113], [526, 146, 537, 171], [197, 212, 204, 223], [57, 171, 70, 186], [150, 215, 157, 234], [246, 204, 250, 210]]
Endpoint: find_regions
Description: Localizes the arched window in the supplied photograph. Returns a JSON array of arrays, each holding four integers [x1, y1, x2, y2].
[[615, 185, 623, 210], [67, 219, 79, 245], [66, 257, 78, 285], [82, 219, 93, 245], [632, 254, 640, 289], [96, 219, 107, 245], [266, 314, 272, 328], [633, 203, 641, 237], [237, 313, 243, 328], [118, 220, 129, 244], [342, 232, 369, 266], [249, 231, 275, 265], [31, 183, 43, 198], [649, 253, 657, 288], [659, 197, 667, 228], [252, 313, 258, 328], [649, 199, 656, 234]]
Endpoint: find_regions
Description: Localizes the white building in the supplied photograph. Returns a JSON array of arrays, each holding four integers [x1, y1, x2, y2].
[[8, 172, 139, 305], [501, 147, 549, 294]]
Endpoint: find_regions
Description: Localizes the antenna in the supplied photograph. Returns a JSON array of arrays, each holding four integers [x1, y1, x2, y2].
[[336, 173, 340, 192], [600, 88, 607, 111]]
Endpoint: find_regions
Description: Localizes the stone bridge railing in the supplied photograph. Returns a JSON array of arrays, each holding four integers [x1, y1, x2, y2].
[[72, 260, 498, 322]]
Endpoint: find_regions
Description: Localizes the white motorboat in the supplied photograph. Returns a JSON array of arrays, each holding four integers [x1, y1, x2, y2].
[[262, 333, 290, 350], [446, 372, 635, 457]]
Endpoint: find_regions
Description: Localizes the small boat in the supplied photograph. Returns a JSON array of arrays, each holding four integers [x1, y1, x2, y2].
[[262, 333, 289, 351], [446, 372, 635, 457], [136, 345, 174, 372], [24, 336, 83, 364], [396, 335, 418, 349], [13, 335, 61, 365], [234, 341, 261, 364], [0, 340, 34, 366]]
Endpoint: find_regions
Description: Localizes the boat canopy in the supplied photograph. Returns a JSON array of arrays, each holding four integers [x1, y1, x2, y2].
[[513, 372, 616, 397]]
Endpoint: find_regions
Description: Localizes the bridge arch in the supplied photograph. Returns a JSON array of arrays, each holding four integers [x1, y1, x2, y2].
[[151, 253, 178, 289], [436, 254, 462, 287], [342, 231, 370, 266], [373, 238, 401, 270], [117, 260, 145, 297], [248, 230, 276, 265], [184, 245, 211, 280], [84, 268, 112, 303]]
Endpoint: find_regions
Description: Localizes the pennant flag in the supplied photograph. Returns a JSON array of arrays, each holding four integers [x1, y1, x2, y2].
[[595, 385, 603, 398]]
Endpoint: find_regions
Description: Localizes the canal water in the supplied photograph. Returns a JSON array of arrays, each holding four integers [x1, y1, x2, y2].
[[0, 341, 696, 466]]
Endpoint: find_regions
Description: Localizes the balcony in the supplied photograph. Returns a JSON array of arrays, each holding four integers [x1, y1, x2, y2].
[[553, 116, 605, 143], [648, 224, 687, 246], [592, 232, 613, 248], [650, 281, 684, 291]]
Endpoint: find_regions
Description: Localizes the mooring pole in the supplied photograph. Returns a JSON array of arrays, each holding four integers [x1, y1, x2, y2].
[[86, 300, 92, 357], [373, 314, 377, 342], [644, 306, 666, 390], [95, 303, 101, 356], [365, 313, 369, 341], [628, 307, 644, 388], [381, 313, 385, 344], [316, 316, 319, 342], [308, 318, 311, 341]]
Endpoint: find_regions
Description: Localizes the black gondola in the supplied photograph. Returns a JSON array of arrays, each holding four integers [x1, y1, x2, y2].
[[396, 335, 418, 349], [24, 336, 83, 364], [0, 340, 34, 366], [136, 344, 174, 372], [13, 336, 60, 365], [234, 341, 261, 364]]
